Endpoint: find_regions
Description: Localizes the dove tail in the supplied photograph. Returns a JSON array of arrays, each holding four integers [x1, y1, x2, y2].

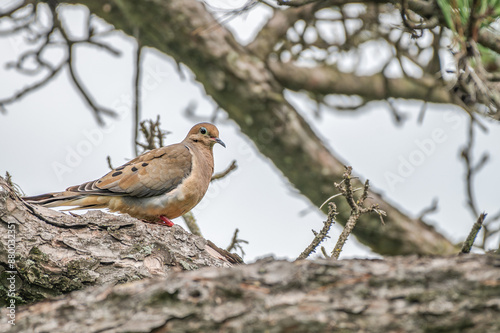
[[22, 192, 108, 209], [23, 192, 78, 206]]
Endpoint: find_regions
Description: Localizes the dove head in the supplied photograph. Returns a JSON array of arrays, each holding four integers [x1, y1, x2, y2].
[[185, 123, 226, 149]]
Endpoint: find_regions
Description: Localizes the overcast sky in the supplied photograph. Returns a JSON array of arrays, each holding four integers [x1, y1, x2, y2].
[[1, 1, 500, 261]]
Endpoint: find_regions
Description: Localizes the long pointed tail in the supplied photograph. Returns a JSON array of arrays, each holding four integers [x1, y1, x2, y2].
[[22, 192, 106, 209]]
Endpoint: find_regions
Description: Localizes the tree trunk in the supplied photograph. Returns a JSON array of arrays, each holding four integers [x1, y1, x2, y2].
[[2, 252, 500, 332], [0, 177, 238, 306], [55, 0, 457, 256]]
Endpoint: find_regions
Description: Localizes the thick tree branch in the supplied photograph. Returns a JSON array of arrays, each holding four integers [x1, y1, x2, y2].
[[3, 254, 500, 332], [268, 59, 452, 103]]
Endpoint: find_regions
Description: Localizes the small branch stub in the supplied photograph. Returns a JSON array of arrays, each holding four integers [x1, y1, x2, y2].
[[461, 213, 487, 254]]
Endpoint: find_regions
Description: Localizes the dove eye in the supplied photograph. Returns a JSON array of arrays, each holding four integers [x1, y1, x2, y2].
[[200, 127, 207, 135]]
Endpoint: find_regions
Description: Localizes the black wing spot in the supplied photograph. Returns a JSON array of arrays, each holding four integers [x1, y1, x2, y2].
[[115, 165, 126, 170], [142, 163, 149, 167], [112, 171, 123, 177], [131, 167, 138, 172]]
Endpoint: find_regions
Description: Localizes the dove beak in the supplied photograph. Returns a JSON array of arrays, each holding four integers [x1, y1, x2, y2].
[[214, 138, 226, 148]]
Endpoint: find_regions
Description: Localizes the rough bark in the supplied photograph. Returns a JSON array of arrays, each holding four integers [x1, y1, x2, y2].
[[48, 0, 458, 256], [0, 177, 237, 306], [2, 253, 500, 332]]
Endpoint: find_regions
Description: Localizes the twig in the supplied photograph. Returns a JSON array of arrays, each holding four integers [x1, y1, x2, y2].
[[106, 156, 114, 170], [331, 166, 386, 259], [226, 228, 240, 252], [133, 28, 142, 157], [4, 172, 24, 197], [386, 99, 407, 123], [182, 211, 202, 237], [461, 213, 487, 254], [211, 160, 237, 181], [136, 116, 170, 152], [417, 198, 439, 220], [226, 228, 248, 257], [0, 62, 64, 108], [400, 0, 439, 38], [296, 202, 337, 260], [459, 117, 500, 249], [461, 118, 488, 218], [320, 246, 330, 259], [195, 0, 258, 36], [1, 3, 119, 123], [319, 188, 362, 210], [52, 4, 117, 125]]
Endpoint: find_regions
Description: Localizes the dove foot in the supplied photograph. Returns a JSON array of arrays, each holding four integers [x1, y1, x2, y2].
[[141, 216, 175, 227], [159, 215, 175, 227]]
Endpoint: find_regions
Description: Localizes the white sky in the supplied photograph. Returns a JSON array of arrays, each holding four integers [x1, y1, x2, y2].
[[1, 2, 500, 261]]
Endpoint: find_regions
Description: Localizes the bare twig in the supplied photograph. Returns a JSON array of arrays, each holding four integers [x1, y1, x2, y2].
[[50, 3, 116, 125], [182, 211, 203, 237], [458, 117, 500, 249], [296, 202, 337, 260], [417, 198, 439, 220], [226, 228, 239, 252], [211, 160, 237, 181], [319, 188, 363, 210], [226, 228, 248, 257], [133, 28, 142, 157], [320, 246, 330, 259], [106, 156, 114, 170], [195, 0, 258, 36], [0, 62, 64, 108], [461, 213, 487, 254], [461, 118, 488, 218], [136, 116, 170, 152], [0, 2, 119, 123], [400, 0, 439, 38], [331, 167, 386, 259]]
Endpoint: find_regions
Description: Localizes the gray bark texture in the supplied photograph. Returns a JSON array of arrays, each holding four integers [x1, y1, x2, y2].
[[2, 254, 500, 332], [0, 177, 237, 306]]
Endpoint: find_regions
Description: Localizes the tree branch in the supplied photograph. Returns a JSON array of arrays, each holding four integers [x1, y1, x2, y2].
[[296, 202, 337, 260], [268, 59, 452, 104], [3, 253, 500, 331]]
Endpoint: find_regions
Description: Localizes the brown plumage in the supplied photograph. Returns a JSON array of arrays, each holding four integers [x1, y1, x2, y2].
[[23, 123, 225, 226]]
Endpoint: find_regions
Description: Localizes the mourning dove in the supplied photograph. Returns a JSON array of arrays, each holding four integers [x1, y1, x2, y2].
[[23, 123, 225, 226]]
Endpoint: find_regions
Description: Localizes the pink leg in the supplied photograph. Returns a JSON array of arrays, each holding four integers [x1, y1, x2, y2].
[[159, 215, 174, 227]]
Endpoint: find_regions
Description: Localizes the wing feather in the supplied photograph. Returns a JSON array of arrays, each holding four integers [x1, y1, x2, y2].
[[66, 144, 192, 198]]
